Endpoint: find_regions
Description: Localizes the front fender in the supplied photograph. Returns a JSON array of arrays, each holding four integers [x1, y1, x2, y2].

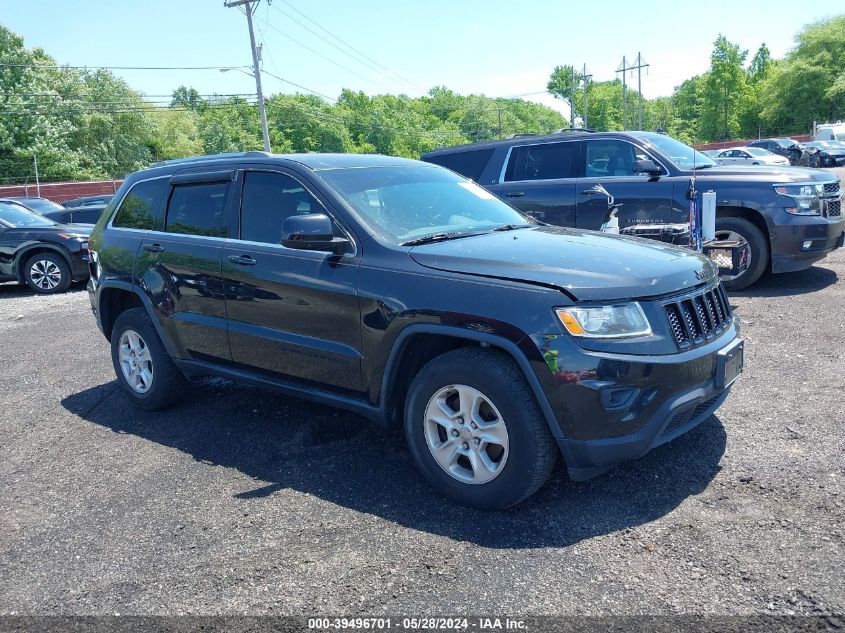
[[378, 323, 565, 442], [14, 242, 75, 281]]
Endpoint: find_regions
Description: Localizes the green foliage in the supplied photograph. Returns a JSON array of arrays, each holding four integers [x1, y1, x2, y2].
[[3, 14, 845, 183], [700, 35, 749, 140], [760, 15, 845, 131]]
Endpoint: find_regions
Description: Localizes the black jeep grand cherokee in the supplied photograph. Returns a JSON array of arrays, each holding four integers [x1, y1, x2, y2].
[[87, 152, 743, 509], [422, 131, 845, 290]]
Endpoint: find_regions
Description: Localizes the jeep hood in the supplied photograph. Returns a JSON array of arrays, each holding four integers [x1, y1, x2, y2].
[[408, 226, 715, 302]]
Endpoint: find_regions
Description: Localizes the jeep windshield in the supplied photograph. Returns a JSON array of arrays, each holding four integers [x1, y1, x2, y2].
[[628, 131, 716, 170], [0, 201, 58, 228], [318, 164, 532, 245]]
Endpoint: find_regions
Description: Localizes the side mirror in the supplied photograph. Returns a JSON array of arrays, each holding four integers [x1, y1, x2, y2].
[[281, 213, 350, 255], [632, 159, 664, 175]]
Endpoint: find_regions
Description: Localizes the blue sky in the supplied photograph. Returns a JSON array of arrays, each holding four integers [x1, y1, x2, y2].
[[1, 0, 839, 116]]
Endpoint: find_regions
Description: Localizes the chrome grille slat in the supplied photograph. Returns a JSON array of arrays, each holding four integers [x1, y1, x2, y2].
[[664, 283, 732, 348]]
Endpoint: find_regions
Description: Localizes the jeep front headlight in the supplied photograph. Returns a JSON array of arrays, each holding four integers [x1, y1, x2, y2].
[[556, 303, 652, 338]]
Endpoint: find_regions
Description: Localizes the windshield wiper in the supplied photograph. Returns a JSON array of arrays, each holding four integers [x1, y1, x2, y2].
[[402, 231, 484, 246], [493, 223, 532, 231]]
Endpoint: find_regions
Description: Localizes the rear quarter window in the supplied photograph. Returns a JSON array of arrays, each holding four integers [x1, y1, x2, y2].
[[424, 149, 494, 181], [112, 178, 169, 230]]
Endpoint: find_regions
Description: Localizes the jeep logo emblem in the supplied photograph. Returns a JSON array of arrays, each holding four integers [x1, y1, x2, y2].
[[695, 269, 709, 281]]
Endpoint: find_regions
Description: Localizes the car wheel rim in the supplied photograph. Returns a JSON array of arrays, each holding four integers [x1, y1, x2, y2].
[[423, 384, 509, 485], [714, 229, 751, 281], [118, 329, 154, 394], [29, 259, 62, 290]]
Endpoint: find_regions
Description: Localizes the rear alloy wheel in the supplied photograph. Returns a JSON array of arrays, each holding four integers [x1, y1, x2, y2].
[[111, 308, 187, 410], [404, 347, 557, 509], [117, 329, 154, 394], [714, 216, 769, 291], [24, 252, 71, 294]]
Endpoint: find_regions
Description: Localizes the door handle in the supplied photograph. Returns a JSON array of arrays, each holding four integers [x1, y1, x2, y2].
[[228, 255, 257, 266], [142, 244, 165, 253], [581, 189, 600, 195], [506, 191, 524, 198]]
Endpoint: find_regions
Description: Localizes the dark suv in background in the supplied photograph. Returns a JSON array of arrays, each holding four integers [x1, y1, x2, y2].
[[0, 199, 91, 293], [747, 138, 805, 165], [422, 131, 844, 290], [87, 151, 743, 509]]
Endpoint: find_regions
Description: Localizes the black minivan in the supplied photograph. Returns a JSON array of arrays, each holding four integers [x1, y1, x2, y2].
[[86, 151, 743, 509]]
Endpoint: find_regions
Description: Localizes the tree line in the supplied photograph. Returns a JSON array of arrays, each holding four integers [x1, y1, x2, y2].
[[548, 15, 845, 144], [1, 14, 843, 184]]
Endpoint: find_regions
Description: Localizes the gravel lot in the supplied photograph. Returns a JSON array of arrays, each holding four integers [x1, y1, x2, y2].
[[0, 250, 843, 619]]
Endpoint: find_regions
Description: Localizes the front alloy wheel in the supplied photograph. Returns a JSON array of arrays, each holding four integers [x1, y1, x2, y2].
[[29, 259, 63, 290], [424, 384, 509, 485], [117, 329, 154, 394], [404, 347, 557, 509], [23, 252, 71, 294]]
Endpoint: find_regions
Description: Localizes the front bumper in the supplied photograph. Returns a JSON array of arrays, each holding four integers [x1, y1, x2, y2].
[[69, 251, 91, 282], [771, 213, 845, 273], [560, 380, 732, 480], [526, 323, 742, 480]]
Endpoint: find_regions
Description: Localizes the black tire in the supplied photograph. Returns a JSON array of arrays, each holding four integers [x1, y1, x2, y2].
[[715, 216, 769, 291], [404, 347, 557, 510], [110, 307, 188, 411], [23, 252, 71, 294]]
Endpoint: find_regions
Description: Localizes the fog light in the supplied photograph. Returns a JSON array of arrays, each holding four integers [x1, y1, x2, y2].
[[802, 240, 813, 250]]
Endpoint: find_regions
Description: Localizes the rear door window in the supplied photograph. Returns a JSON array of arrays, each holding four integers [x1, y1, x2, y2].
[[504, 141, 580, 181], [164, 182, 230, 238], [112, 178, 169, 230]]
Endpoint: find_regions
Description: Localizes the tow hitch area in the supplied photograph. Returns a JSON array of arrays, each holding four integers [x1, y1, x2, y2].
[[703, 239, 751, 278]]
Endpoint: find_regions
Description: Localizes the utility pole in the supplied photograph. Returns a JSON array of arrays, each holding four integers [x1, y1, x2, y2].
[[581, 63, 592, 129], [617, 54, 649, 130], [616, 56, 627, 130], [633, 52, 649, 130], [33, 155, 40, 197], [225, 0, 271, 152]]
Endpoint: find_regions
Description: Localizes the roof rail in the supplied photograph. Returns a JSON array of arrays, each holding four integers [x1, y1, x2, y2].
[[148, 151, 272, 169], [505, 133, 539, 139], [554, 127, 596, 134]]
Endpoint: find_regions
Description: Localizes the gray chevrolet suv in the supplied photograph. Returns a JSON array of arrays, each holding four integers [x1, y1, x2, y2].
[[422, 131, 844, 290]]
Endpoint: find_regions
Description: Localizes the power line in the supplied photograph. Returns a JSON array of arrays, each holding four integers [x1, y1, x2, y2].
[[0, 64, 250, 71], [268, 2, 421, 92], [275, 0, 424, 91], [255, 14, 396, 93], [260, 68, 338, 103]]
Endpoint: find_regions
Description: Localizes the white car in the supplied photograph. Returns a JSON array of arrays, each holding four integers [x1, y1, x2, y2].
[[714, 147, 790, 166]]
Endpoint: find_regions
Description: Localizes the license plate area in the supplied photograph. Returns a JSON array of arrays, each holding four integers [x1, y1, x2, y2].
[[716, 338, 744, 389]]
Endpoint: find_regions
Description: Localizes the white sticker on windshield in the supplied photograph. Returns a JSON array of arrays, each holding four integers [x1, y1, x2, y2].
[[458, 181, 497, 200]]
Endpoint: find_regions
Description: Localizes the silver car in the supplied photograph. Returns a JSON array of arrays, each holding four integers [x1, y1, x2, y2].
[[715, 147, 790, 166]]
